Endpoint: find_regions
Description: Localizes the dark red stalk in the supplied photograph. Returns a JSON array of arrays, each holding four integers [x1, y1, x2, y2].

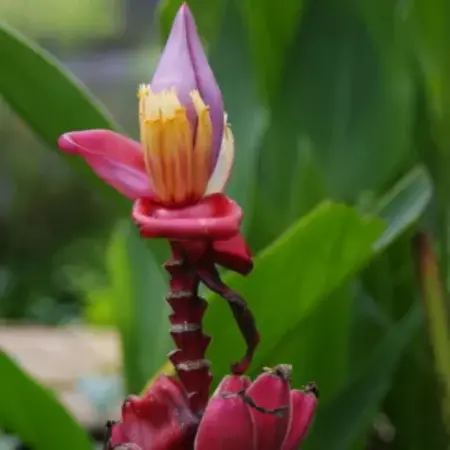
[[165, 242, 213, 414], [164, 238, 261, 415]]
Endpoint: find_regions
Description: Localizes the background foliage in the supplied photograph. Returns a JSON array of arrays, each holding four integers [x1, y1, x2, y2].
[[1, 0, 450, 449]]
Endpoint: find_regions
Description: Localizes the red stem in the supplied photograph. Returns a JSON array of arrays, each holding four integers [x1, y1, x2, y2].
[[164, 242, 212, 415]]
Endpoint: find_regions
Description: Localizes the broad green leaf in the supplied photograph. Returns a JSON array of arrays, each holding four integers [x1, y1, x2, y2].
[[248, 138, 327, 252], [352, 163, 436, 449], [384, 323, 449, 450], [373, 165, 433, 252], [252, 0, 414, 245], [406, 0, 450, 149], [336, 166, 434, 446], [260, 167, 433, 404], [107, 221, 170, 393], [285, 140, 327, 224], [356, 165, 432, 340], [0, 351, 92, 450], [206, 202, 383, 378], [238, 0, 305, 101], [357, 0, 410, 67], [263, 284, 353, 403], [0, 23, 127, 208], [405, 1, 450, 282], [305, 303, 421, 450], [363, 232, 449, 450]]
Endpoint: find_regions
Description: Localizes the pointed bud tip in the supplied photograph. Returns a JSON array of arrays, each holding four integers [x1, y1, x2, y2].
[[304, 382, 319, 399], [247, 365, 292, 450], [180, 2, 190, 12], [174, 2, 191, 23], [263, 364, 293, 381], [214, 374, 252, 395]]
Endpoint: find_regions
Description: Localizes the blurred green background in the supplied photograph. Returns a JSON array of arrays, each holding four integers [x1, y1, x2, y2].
[[1, 0, 450, 449]]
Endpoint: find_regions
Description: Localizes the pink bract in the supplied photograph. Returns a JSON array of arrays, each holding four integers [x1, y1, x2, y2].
[[195, 366, 317, 450], [57, 130, 154, 201], [109, 375, 198, 450], [109, 367, 317, 450]]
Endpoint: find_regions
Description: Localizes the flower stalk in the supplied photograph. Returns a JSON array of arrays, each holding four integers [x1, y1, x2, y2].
[[164, 242, 212, 414], [159, 236, 261, 415]]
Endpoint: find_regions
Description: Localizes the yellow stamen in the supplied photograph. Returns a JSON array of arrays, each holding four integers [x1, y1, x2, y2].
[[172, 109, 193, 203], [138, 85, 214, 206], [190, 91, 213, 199], [143, 119, 167, 203]]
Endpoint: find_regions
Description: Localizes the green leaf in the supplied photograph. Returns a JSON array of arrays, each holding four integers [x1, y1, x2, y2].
[[355, 165, 433, 351], [0, 23, 127, 208], [248, 138, 327, 252], [407, 0, 450, 148], [374, 165, 433, 252], [0, 350, 92, 450], [263, 284, 354, 403], [384, 323, 449, 450], [258, 167, 432, 405], [107, 222, 171, 393], [349, 162, 435, 449], [359, 225, 447, 448], [238, 0, 305, 101], [353, 164, 432, 363], [305, 303, 421, 450], [206, 201, 383, 378], [253, 0, 414, 244]]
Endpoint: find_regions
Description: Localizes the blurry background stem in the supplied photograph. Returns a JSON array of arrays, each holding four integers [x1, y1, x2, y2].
[[414, 232, 450, 433]]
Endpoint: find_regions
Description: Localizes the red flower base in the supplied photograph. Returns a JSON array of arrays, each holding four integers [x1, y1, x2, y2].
[[132, 194, 242, 241]]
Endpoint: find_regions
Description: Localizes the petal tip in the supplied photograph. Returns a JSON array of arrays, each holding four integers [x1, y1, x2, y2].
[[177, 2, 196, 25], [57, 133, 78, 154]]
